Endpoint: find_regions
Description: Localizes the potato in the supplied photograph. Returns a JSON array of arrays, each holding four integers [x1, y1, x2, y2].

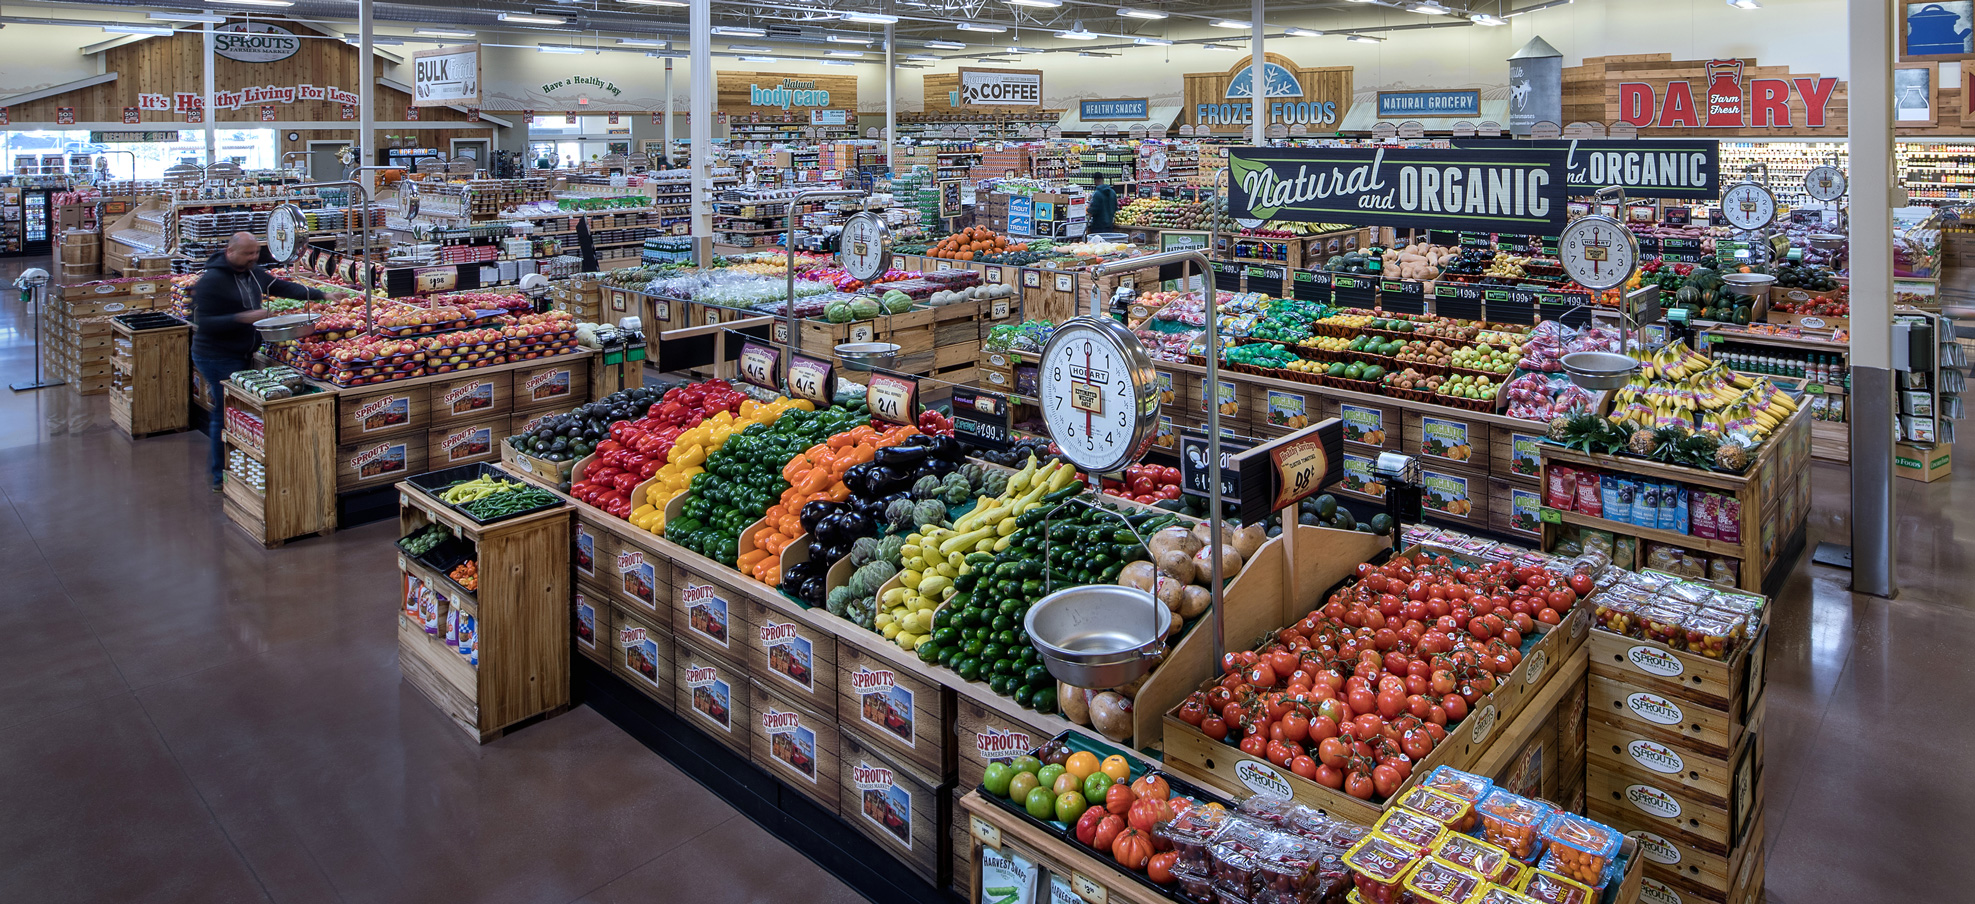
[[1231, 523, 1268, 560], [1058, 682, 1092, 724], [1118, 560, 1158, 593], [1148, 525, 1201, 560], [1191, 521, 1216, 549], [1089, 691, 1135, 742], [1154, 548, 1195, 585], [1155, 574, 1187, 612], [1194, 544, 1245, 580], [1181, 584, 1213, 619]]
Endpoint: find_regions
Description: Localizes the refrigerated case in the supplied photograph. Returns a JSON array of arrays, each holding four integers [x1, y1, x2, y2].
[[1, 187, 23, 256], [19, 187, 52, 254]]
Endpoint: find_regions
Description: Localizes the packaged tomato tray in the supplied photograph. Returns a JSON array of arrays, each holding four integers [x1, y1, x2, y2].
[[1343, 833, 1422, 904], [1401, 857, 1483, 904], [1395, 785, 1476, 833], [1476, 789, 1552, 861], [1430, 833, 1518, 885], [1535, 812, 1621, 888], [1371, 807, 1448, 850], [1421, 765, 1493, 806], [1516, 867, 1595, 904]]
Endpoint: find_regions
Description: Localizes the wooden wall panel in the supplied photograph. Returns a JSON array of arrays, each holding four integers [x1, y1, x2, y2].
[[1561, 54, 1853, 138]]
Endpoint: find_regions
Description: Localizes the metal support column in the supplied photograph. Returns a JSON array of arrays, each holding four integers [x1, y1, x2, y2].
[[359, 0, 376, 192], [1250, 0, 1265, 147], [885, 23, 897, 173], [690, 0, 715, 261], [203, 23, 216, 163], [1848, 0, 1896, 597], [664, 59, 675, 165]]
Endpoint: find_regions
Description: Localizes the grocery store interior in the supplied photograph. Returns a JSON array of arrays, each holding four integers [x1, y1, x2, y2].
[[2, 0, 1969, 902]]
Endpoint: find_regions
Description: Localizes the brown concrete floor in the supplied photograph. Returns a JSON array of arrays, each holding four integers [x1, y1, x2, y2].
[[0, 256, 1964, 902]]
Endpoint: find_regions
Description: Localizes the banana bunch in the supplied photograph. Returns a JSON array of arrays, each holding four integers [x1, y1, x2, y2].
[[883, 458, 1081, 651], [441, 475, 519, 504], [1647, 343, 1714, 382]]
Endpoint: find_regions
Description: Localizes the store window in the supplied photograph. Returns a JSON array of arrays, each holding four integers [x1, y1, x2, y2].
[[527, 116, 631, 168], [0, 128, 277, 178]]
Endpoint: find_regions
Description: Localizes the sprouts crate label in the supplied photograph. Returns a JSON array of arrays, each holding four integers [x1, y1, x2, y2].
[[612, 607, 675, 701], [339, 389, 427, 437], [674, 644, 747, 748], [429, 416, 507, 466], [746, 598, 837, 714], [517, 358, 587, 405], [572, 585, 605, 663], [1418, 416, 1473, 463], [748, 682, 839, 804], [338, 438, 425, 488], [1265, 389, 1312, 430], [574, 522, 599, 577], [678, 578, 734, 650], [1340, 403, 1388, 447], [617, 550, 659, 608], [956, 698, 1043, 788], [836, 639, 945, 773], [429, 373, 510, 421], [852, 665, 918, 748]]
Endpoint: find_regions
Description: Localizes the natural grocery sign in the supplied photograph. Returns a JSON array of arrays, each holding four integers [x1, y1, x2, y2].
[[1228, 146, 1570, 235], [957, 68, 1042, 107], [1451, 139, 1720, 200], [413, 44, 481, 107]]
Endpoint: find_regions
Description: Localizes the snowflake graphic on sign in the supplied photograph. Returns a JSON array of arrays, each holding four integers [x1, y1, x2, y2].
[[1225, 63, 1303, 100]]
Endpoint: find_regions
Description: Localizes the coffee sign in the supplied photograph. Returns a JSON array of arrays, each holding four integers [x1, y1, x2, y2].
[[214, 23, 301, 63], [958, 68, 1043, 107]]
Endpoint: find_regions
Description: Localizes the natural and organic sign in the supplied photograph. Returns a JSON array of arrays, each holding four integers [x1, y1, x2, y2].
[[1081, 99, 1149, 121], [1227, 147, 1569, 235], [1450, 139, 1721, 200], [1378, 90, 1481, 118], [958, 68, 1043, 107], [413, 44, 481, 107], [214, 23, 301, 63]]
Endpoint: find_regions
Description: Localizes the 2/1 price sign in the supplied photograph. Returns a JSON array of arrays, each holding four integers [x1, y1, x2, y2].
[[951, 386, 1013, 450], [787, 354, 834, 407], [738, 342, 781, 391], [866, 372, 919, 426]]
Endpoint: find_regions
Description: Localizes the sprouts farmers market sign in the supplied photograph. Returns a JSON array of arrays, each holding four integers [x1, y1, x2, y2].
[[1184, 54, 1352, 133], [1228, 146, 1570, 235], [214, 23, 301, 63]]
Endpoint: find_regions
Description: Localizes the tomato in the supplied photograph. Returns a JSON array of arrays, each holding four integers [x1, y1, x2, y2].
[[1113, 828, 1153, 870], [1401, 727, 1435, 760], [1346, 685, 1377, 716], [1547, 588, 1577, 611], [1076, 805, 1107, 845], [1344, 771, 1376, 800], [1430, 668, 1458, 696], [1239, 734, 1268, 757], [1317, 737, 1350, 768], [1247, 662, 1278, 689], [1106, 783, 1137, 816], [1130, 775, 1171, 801], [1568, 573, 1595, 596], [1537, 607, 1562, 625], [1220, 701, 1246, 727], [1500, 627, 1523, 649], [1267, 741, 1294, 768], [1512, 612, 1535, 633], [1092, 815, 1125, 852], [1128, 797, 1173, 834], [1267, 648, 1300, 679], [1315, 698, 1349, 726], [1176, 694, 1207, 726], [1424, 720, 1447, 742], [1306, 714, 1339, 744], [1264, 693, 1291, 722], [1353, 713, 1386, 739], [1442, 693, 1468, 721], [1407, 694, 1435, 720], [1200, 716, 1227, 740], [1372, 763, 1404, 798], [1148, 850, 1179, 885]]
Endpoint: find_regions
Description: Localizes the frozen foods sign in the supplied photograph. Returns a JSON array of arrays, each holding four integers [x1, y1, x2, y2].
[[958, 68, 1042, 106], [214, 23, 301, 63]]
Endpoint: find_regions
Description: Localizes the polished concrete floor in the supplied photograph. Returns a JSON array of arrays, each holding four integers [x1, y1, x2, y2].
[[0, 258, 1964, 903]]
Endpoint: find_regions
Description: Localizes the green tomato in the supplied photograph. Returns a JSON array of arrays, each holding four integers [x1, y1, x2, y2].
[[1007, 771, 1039, 804], [1054, 791, 1090, 824], [1036, 764, 1067, 790], [1010, 755, 1043, 777], [982, 762, 1014, 797], [1081, 771, 1114, 803], [1025, 785, 1057, 820]]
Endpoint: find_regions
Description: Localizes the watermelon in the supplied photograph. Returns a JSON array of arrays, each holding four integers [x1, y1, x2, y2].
[[824, 300, 854, 323], [849, 296, 883, 320]]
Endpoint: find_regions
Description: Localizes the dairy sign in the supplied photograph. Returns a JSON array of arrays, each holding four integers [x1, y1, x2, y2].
[[958, 68, 1043, 107], [1565, 54, 1846, 136], [214, 23, 300, 63], [1228, 146, 1570, 235]]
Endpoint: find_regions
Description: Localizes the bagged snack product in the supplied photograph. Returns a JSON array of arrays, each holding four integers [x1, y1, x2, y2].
[[1592, 592, 1644, 636], [1573, 471, 1602, 517], [1638, 602, 1692, 648], [1716, 495, 1742, 543], [1709, 556, 1741, 587], [1476, 789, 1553, 861], [1671, 484, 1691, 534], [1580, 529, 1615, 561], [1632, 480, 1659, 528], [1536, 812, 1622, 887], [1599, 476, 1631, 525], [1546, 465, 1577, 510], [1692, 492, 1719, 539], [1611, 534, 1639, 571]]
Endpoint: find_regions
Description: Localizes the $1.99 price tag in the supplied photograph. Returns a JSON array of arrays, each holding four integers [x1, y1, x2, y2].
[[866, 373, 918, 426], [738, 342, 780, 391]]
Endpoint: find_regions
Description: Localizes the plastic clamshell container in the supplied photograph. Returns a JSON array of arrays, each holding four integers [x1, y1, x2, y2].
[[1636, 602, 1692, 649], [1372, 806, 1449, 850], [1431, 833, 1517, 885], [1343, 833, 1422, 904], [1290, 808, 1370, 849], [1476, 789, 1553, 861], [1402, 858, 1484, 904], [1173, 864, 1215, 903], [1684, 608, 1747, 660], [1251, 834, 1328, 904], [1421, 765, 1493, 805], [1209, 818, 1274, 897], [1464, 887, 1543, 904], [1158, 804, 1233, 872], [1398, 785, 1477, 832], [1591, 593, 1644, 638], [1515, 866, 1595, 904], [1535, 812, 1621, 887]]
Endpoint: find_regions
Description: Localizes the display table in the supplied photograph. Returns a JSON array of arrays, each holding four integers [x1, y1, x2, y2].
[[220, 382, 337, 548]]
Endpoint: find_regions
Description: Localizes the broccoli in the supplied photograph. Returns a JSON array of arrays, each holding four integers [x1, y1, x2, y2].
[[886, 497, 919, 531], [911, 475, 943, 499], [850, 536, 880, 566], [913, 498, 947, 528]]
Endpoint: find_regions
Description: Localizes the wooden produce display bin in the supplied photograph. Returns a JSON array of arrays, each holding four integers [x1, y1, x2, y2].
[[671, 555, 756, 661], [749, 679, 841, 809], [799, 307, 941, 377], [839, 727, 950, 887], [834, 629, 949, 778], [395, 476, 572, 743], [109, 318, 190, 438], [674, 638, 751, 755], [609, 601, 676, 706], [1538, 406, 1812, 594], [576, 515, 673, 624], [745, 593, 839, 718], [1584, 608, 1769, 904], [222, 383, 337, 548], [572, 583, 612, 666]]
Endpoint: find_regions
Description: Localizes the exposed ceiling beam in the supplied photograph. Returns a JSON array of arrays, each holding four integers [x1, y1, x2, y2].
[[0, 72, 119, 107]]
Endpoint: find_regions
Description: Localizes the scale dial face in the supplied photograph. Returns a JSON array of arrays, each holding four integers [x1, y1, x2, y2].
[[266, 204, 307, 264], [1558, 214, 1640, 291], [1805, 166, 1847, 203], [1721, 182, 1777, 231], [1037, 316, 1162, 475], [837, 211, 890, 283]]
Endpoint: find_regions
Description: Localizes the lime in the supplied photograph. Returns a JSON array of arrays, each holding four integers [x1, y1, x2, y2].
[[1025, 785, 1057, 820], [1008, 771, 1039, 804], [982, 762, 1013, 797], [1036, 764, 1066, 790], [1054, 791, 1090, 824]]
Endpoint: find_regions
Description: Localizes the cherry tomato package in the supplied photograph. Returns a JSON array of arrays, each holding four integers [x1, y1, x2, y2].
[[1343, 833, 1422, 904], [1397, 785, 1477, 833], [1516, 866, 1596, 904], [1158, 804, 1233, 872], [1476, 789, 1553, 861], [1430, 833, 1518, 885], [1535, 812, 1622, 888], [1372, 807, 1449, 850], [1421, 766, 1493, 806], [1401, 857, 1484, 904], [1467, 887, 1544, 904]]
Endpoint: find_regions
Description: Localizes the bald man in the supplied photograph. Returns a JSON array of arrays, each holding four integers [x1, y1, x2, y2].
[[190, 232, 325, 490]]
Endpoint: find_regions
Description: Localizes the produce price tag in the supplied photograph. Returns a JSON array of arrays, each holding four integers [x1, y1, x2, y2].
[[1068, 872, 1108, 904], [1054, 274, 1074, 293], [849, 323, 876, 343], [952, 386, 1013, 450], [413, 266, 458, 294], [788, 354, 834, 407], [992, 299, 1011, 320], [1180, 430, 1254, 502], [969, 814, 1003, 850], [867, 372, 919, 426], [772, 322, 788, 345], [738, 342, 780, 391], [1269, 434, 1331, 511]]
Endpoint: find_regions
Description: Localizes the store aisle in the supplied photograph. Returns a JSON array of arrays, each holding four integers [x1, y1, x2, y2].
[[0, 262, 870, 904]]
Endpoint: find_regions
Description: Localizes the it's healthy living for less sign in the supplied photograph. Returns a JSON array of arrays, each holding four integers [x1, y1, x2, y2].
[[1228, 146, 1569, 235]]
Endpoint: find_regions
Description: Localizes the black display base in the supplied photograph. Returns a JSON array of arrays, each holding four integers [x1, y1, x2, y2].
[[336, 484, 400, 528], [576, 658, 956, 904]]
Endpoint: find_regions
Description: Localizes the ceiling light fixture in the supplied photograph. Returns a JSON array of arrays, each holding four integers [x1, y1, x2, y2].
[[725, 44, 772, 52], [1116, 7, 1167, 18], [1283, 27, 1324, 37], [821, 59, 856, 65], [104, 25, 175, 36], [1468, 13, 1506, 25], [924, 40, 966, 49], [1209, 19, 1251, 28], [148, 12, 227, 23], [616, 38, 667, 47], [1203, 43, 1242, 51], [738, 55, 778, 62], [841, 12, 900, 24], [1055, 23, 1098, 40], [711, 25, 767, 36], [827, 49, 865, 56], [1007, 46, 1046, 53], [620, 0, 686, 6], [209, 0, 292, 7], [498, 12, 565, 24], [1727, 0, 1761, 8], [957, 23, 1008, 33], [1078, 51, 1119, 57], [1408, 1, 1451, 14], [344, 36, 405, 45], [1005, 0, 1063, 8], [415, 28, 476, 38], [538, 44, 587, 53], [827, 34, 871, 44], [1346, 33, 1384, 43], [906, 53, 940, 60], [1133, 36, 1173, 45]]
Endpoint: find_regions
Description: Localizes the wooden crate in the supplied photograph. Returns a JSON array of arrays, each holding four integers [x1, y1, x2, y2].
[[1490, 425, 1549, 483], [744, 593, 839, 718], [426, 371, 513, 424], [1587, 674, 1766, 761], [1587, 618, 1768, 715], [1417, 461, 1491, 526], [838, 727, 949, 887], [427, 415, 509, 468], [1335, 447, 1390, 502], [610, 602, 677, 706], [585, 521, 671, 624], [673, 638, 751, 755], [510, 402, 581, 438], [1403, 409, 1493, 471], [513, 357, 591, 409], [1628, 806, 1766, 902], [572, 582, 612, 666], [1588, 762, 1761, 856], [222, 386, 336, 548], [835, 633, 949, 777], [1488, 479, 1546, 541], [336, 384, 431, 441], [1587, 718, 1751, 811], [1253, 384, 1319, 432], [1327, 397, 1397, 449], [953, 698, 1053, 793], [335, 434, 429, 492], [749, 679, 842, 808], [671, 560, 755, 660], [109, 320, 189, 437]]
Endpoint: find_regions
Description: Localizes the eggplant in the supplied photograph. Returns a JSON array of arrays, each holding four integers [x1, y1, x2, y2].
[[927, 434, 964, 461], [843, 462, 879, 497], [800, 501, 838, 534], [798, 575, 826, 605], [874, 444, 929, 466]]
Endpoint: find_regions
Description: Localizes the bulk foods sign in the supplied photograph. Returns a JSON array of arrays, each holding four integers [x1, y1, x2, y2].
[[958, 68, 1042, 107], [1451, 139, 1720, 200], [412, 44, 481, 107], [214, 23, 301, 63], [1228, 146, 1569, 235]]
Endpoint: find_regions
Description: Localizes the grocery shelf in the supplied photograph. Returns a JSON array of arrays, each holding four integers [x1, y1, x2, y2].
[[1546, 507, 1744, 559]]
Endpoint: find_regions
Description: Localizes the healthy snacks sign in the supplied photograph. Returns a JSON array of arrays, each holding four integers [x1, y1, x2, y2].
[[1228, 147, 1569, 235]]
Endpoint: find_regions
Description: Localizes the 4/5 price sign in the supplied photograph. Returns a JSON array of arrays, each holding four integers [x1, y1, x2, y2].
[[738, 342, 781, 391], [787, 354, 834, 408]]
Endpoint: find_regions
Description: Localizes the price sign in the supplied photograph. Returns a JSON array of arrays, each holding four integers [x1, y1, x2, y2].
[[1069, 873, 1108, 904], [652, 297, 671, 322], [1269, 434, 1332, 511], [991, 298, 1011, 319], [738, 342, 780, 391], [951, 386, 1013, 449], [788, 354, 834, 407], [969, 814, 1002, 850], [848, 323, 876, 343], [867, 372, 918, 426], [772, 321, 788, 345], [1179, 431, 1254, 502], [412, 266, 457, 294], [1234, 418, 1345, 524]]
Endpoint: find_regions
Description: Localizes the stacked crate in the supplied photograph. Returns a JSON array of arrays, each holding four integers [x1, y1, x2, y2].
[[45, 279, 167, 394], [1585, 606, 1768, 904]]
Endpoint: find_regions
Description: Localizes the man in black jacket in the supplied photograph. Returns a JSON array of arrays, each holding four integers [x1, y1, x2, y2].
[[192, 232, 325, 490]]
